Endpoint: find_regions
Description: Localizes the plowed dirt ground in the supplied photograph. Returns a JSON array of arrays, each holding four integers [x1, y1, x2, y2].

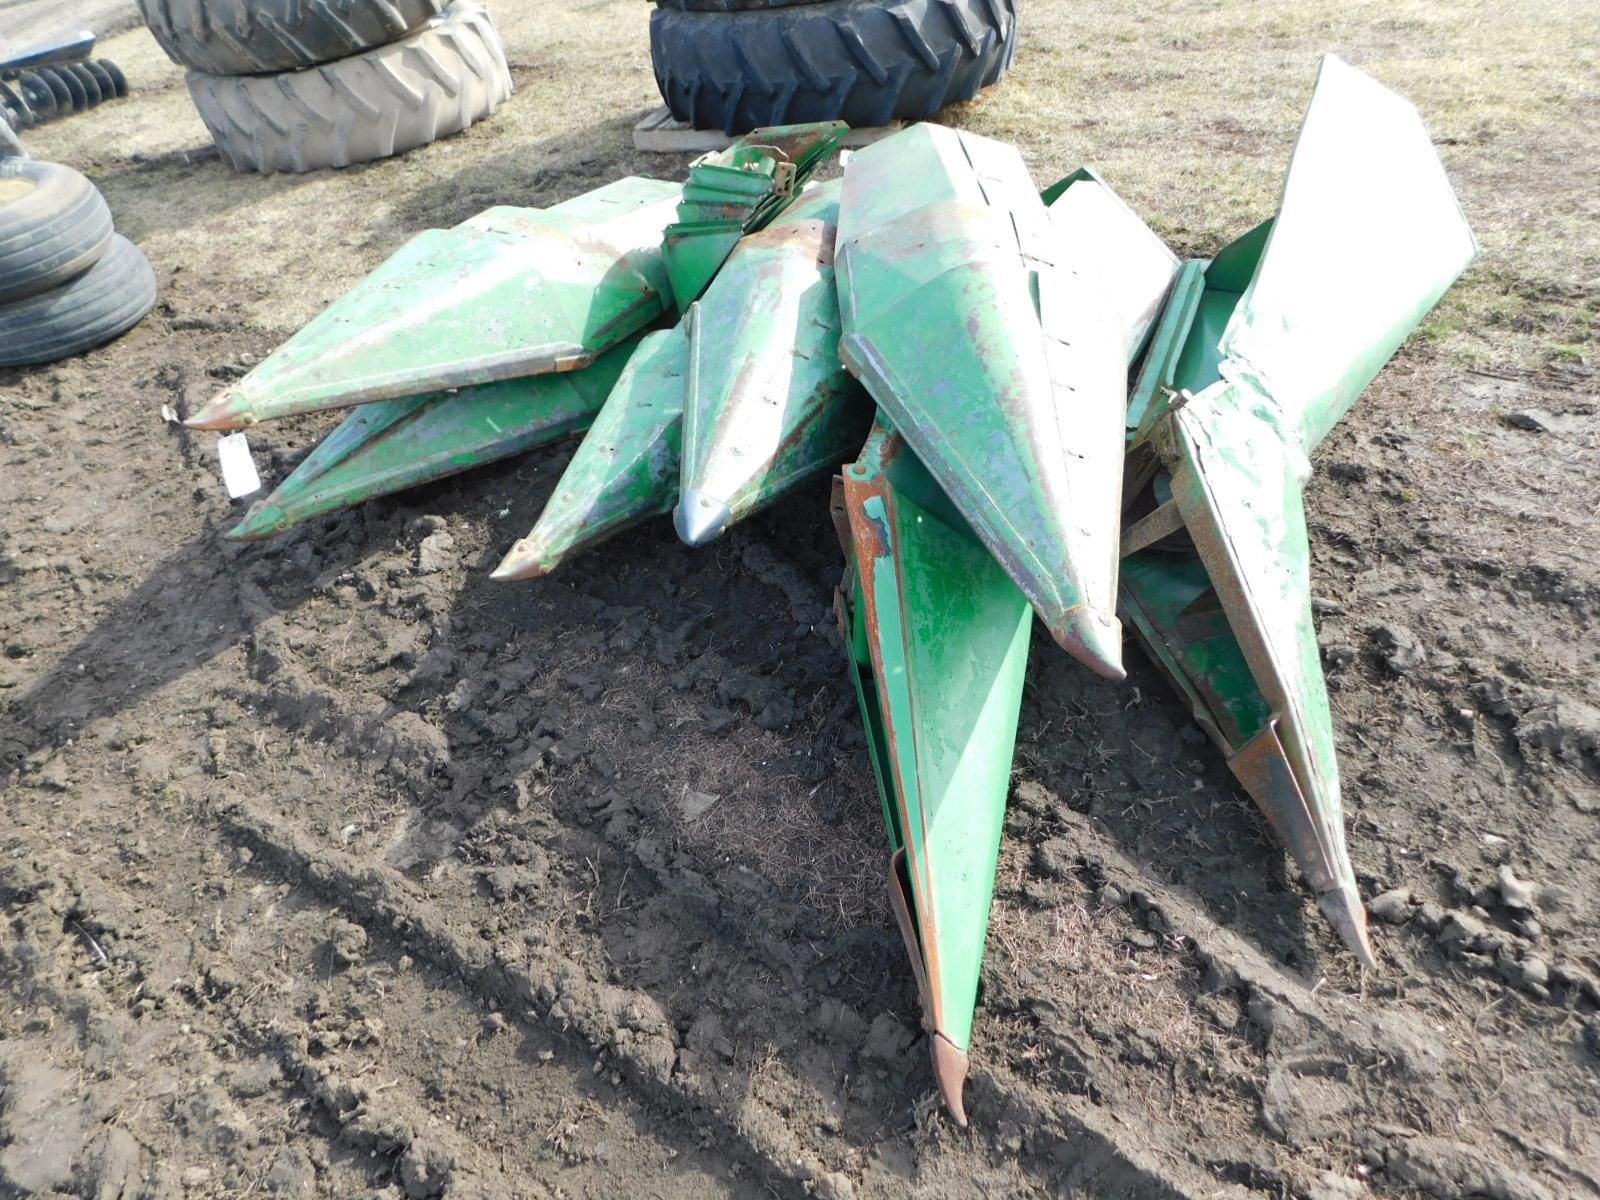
[[2, 3, 1597, 1198]]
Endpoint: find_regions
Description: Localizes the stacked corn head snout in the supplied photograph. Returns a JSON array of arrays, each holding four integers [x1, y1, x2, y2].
[[189, 59, 1476, 1126]]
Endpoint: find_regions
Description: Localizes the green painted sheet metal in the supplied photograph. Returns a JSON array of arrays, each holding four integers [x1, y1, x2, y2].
[[493, 326, 689, 580], [675, 179, 873, 545], [838, 425, 1033, 1128], [226, 337, 639, 542], [1120, 55, 1476, 965], [660, 220, 744, 317], [187, 177, 682, 430], [836, 124, 1176, 681], [1120, 550, 1272, 749], [662, 120, 846, 313], [1217, 56, 1478, 454]]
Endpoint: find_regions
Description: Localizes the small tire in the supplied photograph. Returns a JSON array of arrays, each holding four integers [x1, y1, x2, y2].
[[185, 0, 512, 175], [649, 0, 1017, 135], [0, 159, 114, 304], [0, 235, 157, 368], [136, 0, 448, 76]]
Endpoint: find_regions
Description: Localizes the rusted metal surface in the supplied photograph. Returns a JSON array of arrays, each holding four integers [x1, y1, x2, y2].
[[675, 179, 872, 545], [227, 337, 640, 541], [835, 123, 1176, 680], [662, 120, 845, 312], [1120, 56, 1477, 965], [838, 424, 1033, 1127], [492, 326, 688, 580], [185, 177, 683, 430]]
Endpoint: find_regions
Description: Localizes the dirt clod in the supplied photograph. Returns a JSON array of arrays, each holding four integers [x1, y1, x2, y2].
[[861, 1014, 913, 1063], [1367, 887, 1414, 924], [1495, 865, 1538, 912], [325, 918, 369, 968], [1369, 624, 1426, 673], [265, 1146, 317, 1194], [399, 1143, 455, 1200], [1382, 1133, 1556, 1200]]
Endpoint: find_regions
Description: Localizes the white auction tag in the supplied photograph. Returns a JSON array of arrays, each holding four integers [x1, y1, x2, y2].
[[217, 432, 262, 499]]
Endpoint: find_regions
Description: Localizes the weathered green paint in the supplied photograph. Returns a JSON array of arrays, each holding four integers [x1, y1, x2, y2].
[[675, 180, 873, 545], [187, 177, 682, 430], [835, 124, 1176, 680], [226, 337, 640, 542], [1121, 56, 1476, 964], [839, 425, 1033, 1128], [662, 121, 846, 313], [492, 327, 689, 580], [660, 220, 743, 315]]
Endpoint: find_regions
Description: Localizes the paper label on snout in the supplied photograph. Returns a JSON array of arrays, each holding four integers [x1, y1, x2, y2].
[[217, 432, 262, 500]]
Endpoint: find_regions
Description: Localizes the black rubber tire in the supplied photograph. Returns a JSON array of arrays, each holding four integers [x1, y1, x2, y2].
[[136, 0, 448, 76], [657, 0, 831, 10], [649, 0, 1017, 135], [185, 0, 511, 175], [0, 159, 114, 303], [0, 235, 157, 367]]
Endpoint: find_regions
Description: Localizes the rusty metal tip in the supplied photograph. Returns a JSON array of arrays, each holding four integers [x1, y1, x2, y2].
[[490, 542, 550, 582], [1054, 606, 1126, 681], [674, 490, 730, 546], [930, 1033, 970, 1128], [1322, 883, 1379, 970], [184, 391, 254, 431]]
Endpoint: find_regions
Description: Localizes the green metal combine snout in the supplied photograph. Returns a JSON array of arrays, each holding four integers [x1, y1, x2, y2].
[[195, 66, 1475, 1128]]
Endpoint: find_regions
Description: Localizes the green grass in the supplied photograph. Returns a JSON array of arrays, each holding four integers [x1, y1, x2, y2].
[[25, 0, 1597, 373]]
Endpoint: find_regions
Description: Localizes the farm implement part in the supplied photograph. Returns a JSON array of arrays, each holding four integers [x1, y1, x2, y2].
[[1118, 56, 1476, 967], [835, 424, 1033, 1126], [661, 119, 845, 311], [187, 176, 683, 431], [835, 125, 1177, 681], [195, 63, 1474, 1128], [1, 32, 128, 133]]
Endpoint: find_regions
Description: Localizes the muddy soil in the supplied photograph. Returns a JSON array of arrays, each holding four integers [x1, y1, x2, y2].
[[2, 2, 1598, 1198]]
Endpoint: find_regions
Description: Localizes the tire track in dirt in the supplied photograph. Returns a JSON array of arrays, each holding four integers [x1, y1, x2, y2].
[[3, 800, 742, 1197], [220, 793, 858, 1200], [220, 792, 1230, 1199]]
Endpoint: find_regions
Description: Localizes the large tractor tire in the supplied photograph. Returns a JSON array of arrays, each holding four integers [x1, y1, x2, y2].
[[184, 0, 511, 174], [649, 0, 1017, 135], [136, 0, 448, 75], [0, 159, 114, 304], [0, 235, 157, 367]]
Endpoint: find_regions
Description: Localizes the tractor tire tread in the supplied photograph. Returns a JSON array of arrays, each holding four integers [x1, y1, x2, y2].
[[649, 0, 1016, 135], [136, 0, 449, 76], [184, 0, 511, 175]]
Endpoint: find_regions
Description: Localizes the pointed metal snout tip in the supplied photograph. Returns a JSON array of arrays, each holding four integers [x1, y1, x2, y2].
[[1324, 882, 1379, 970], [223, 500, 291, 543], [930, 1033, 970, 1128], [490, 538, 552, 582], [674, 489, 731, 546], [184, 390, 256, 431], [1054, 605, 1126, 681]]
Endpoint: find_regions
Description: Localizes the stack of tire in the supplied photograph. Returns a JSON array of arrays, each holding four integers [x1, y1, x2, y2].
[[649, 0, 1018, 135], [134, 0, 513, 174], [0, 157, 157, 367]]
